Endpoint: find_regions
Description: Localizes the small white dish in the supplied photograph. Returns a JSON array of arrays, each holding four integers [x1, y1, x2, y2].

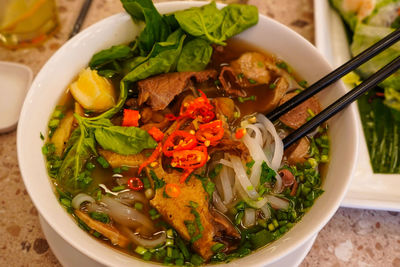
[[314, 0, 400, 212], [0, 61, 32, 133]]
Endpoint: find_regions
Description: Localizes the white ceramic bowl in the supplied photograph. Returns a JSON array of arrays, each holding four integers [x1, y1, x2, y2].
[[17, 1, 358, 266]]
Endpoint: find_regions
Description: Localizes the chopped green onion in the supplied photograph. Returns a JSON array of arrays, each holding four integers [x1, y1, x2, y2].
[[165, 238, 174, 247], [40, 132, 45, 140], [96, 156, 109, 168], [237, 73, 244, 79], [298, 80, 308, 88], [269, 83, 277, 89], [248, 78, 257, 84], [86, 162, 96, 171], [149, 208, 158, 216], [190, 254, 204, 266], [135, 245, 148, 255], [142, 251, 152, 261], [111, 185, 125, 192], [211, 243, 225, 253], [134, 202, 143, 211], [113, 167, 122, 174]]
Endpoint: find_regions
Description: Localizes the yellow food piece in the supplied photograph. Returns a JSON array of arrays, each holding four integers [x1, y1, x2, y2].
[[69, 68, 116, 112], [51, 111, 74, 156]]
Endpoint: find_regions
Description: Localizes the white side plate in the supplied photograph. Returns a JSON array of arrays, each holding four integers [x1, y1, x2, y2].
[[314, 0, 400, 211], [0, 61, 33, 133]]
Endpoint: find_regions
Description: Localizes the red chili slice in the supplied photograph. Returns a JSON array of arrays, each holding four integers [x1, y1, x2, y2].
[[127, 177, 144, 191], [163, 130, 198, 157], [138, 142, 162, 174], [171, 145, 208, 170], [196, 120, 224, 146]]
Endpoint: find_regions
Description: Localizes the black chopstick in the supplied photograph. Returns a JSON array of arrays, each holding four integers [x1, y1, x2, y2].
[[282, 55, 400, 149], [266, 28, 400, 122], [68, 0, 93, 39]]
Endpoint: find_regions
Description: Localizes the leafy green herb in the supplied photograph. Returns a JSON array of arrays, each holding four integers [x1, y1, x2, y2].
[[173, 2, 258, 46], [246, 160, 255, 175], [209, 164, 222, 178], [121, 0, 171, 54], [94, 123, 157, 155], [89, 212, 110, 224], [358, 90, 400, 173], [89, 45, 133, 71], [260, 161, 276, 184], [177, 38, 213, 72], [40, 132, 44, 140], [269, 83, 276, 89], [149, 170, 165, 189], [249, 229, 274, 249]]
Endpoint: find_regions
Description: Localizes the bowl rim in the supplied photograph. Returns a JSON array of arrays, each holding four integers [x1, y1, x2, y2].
[[17, 1, 359, 266]]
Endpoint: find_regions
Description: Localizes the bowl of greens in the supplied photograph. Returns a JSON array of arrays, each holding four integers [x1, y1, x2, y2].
[[17, 1, 358, 266]]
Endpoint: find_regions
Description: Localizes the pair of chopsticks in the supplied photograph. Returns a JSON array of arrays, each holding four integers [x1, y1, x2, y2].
[[68, 0, 93, 39], [266, 28, 400, 149]]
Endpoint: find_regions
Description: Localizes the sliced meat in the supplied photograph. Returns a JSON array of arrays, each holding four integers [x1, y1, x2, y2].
[[285, 137, 310, 165], [279, 92, 321, 129], [212, 97, 235, 121], [230, 52, 272, 84], [278, 169, 295, 187], [140, 116, 171, 132], [99, 149, 145, 168], [209, 133, 251, 162], [265, 76, 289, 111], [137, 70, 217, 110], [147, 159, 240, 260], [75, 210, 130, 248], [218, 66, 247, 97]]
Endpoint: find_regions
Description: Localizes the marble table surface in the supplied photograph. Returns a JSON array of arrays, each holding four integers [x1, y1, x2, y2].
[[0, 0, 399, 266]]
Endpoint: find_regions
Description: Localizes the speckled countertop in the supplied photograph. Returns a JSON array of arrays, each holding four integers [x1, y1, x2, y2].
[[0, 0, 399, 266]]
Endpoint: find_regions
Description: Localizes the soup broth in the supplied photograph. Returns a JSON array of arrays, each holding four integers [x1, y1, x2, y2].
[[42, 1, 329, 265]]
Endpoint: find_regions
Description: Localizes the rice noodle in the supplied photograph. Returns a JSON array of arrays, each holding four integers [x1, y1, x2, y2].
[[249, 159, 262, 187], [245, 124, 263, 147], [219, 165, 234, 204], [117, 191, 147, 205], [266, 195, 289, 210], [260, 205, 271, 220], [121, 226, 166, 248], [212, 191, 228, 213], [218, 158, 233, 168], [243, 208, 256, 228], [256, 114, 284, 170], [71, 193, 95, 209], [229, 155, 258, 199], [101, 196, 154, 231], [86, 203, 109, 214]]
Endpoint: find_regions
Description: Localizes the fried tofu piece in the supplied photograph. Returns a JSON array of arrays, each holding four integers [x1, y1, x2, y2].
[[98, 149, 145, 168], [75, 210, 130, 248], [147, 162, 240, 260]]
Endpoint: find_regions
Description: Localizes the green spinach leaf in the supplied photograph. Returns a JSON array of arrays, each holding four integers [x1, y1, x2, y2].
[[218, 4, 259, 40], [123, 29, 186, 83], [57, 126, 97, 193], [174, 2, 225, 45], [121, 0, 171, 54], [89, 45, 133, 70], [94, 125, 157, 155], [174, 2, 258, 45], [177, 38, 212, 72]]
